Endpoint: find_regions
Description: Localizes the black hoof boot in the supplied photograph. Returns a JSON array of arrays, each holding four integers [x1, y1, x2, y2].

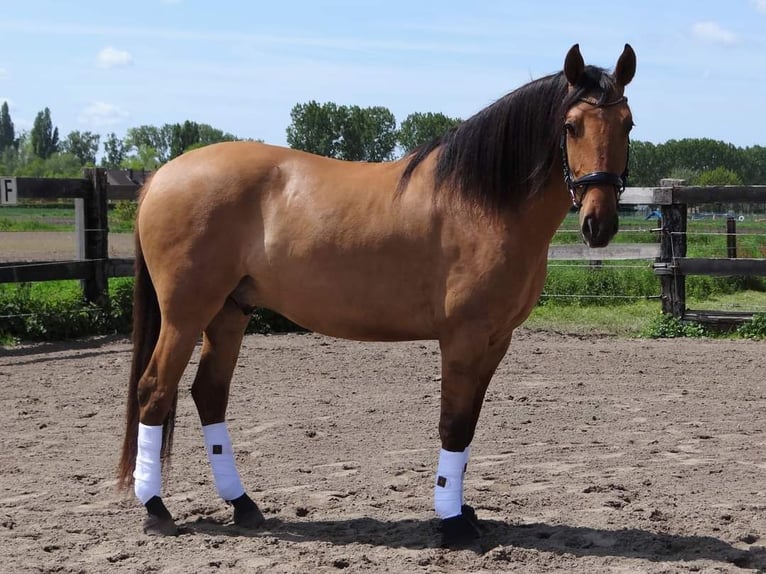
[[229, 493, 266, 529], [143, 496, 178, 536], [440, 505, 482, 549]]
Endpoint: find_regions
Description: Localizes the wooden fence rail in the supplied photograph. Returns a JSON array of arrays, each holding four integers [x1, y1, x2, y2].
[[1, 170, 766, 324]]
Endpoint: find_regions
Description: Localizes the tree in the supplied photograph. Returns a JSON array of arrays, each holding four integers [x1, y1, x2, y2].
[[61, 130, 100, 166], [0, 101, 15, 152], [102, 132, 126, 168], [168, 120, 200, 160], [398, 112, 462, 154], [30, 107, 59, 159], [286, 101, 398, 161], [122, 144, 161, 171], [336, 105, 397, 162], [286, 101, 342, 158], [124, 125, 169, 164], [695, 167, 742, 186]]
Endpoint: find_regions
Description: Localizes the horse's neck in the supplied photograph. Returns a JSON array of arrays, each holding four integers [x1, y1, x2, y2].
[[512, 179, 572, 247]]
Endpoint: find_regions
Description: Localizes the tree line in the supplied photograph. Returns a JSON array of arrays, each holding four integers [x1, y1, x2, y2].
[[1, 100, 764, 187]]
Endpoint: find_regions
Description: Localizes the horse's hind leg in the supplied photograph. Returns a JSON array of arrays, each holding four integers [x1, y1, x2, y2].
[[191, 298, 265, 529], [135, 324, 201, 536]]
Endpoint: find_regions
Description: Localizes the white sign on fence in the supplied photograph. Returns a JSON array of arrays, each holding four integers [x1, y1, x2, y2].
[[0, 177, 17, 205]]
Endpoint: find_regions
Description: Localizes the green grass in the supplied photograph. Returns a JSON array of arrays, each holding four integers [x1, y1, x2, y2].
[[525, 299, 659, 336], [0, 203, 135, 232], [0, 206, 75, 231]]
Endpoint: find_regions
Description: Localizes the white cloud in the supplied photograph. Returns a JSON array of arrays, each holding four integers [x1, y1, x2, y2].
[[692, 21, 738, 45], [754, 0, 766, 14], [78, 101, 129, 127], [96, 46, 134, 69]]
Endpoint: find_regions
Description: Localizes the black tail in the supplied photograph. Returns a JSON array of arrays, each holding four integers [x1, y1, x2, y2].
[[117, 206, 177, 489]]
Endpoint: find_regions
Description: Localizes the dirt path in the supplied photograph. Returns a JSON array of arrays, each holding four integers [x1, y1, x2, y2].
[[1, 330, 766, 573]]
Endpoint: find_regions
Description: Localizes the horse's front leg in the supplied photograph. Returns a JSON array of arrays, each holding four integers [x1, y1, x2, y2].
[[191, 301, 265, 529], [436, 332, 512, 547]]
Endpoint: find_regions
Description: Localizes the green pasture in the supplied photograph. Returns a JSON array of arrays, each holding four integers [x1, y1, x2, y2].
[[0, 201, 136, 233]]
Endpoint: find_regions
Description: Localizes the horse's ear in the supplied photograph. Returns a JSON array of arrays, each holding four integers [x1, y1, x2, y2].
[[564, 44, 585, 86], [614, 43, 636, 87]]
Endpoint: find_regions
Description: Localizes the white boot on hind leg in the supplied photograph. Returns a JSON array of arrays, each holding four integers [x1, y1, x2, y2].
[[134, 423, 163, 504]]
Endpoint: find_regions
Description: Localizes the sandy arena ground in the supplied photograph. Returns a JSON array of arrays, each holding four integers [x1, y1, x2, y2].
[[2, 329, 766, 573]]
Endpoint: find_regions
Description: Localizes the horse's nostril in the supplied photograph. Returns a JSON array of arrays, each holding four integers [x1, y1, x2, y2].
[[581, 216, 596, 241]]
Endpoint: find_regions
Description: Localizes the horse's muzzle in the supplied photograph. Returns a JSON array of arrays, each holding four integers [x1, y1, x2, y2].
[[581, 213, 619, 248]]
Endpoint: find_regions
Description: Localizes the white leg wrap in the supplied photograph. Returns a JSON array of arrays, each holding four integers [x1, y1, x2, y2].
[[434, 446, 470, 519], [203, 422, 245, 502], [134, 423, 163, 504]]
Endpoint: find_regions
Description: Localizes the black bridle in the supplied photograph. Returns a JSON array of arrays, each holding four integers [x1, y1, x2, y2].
[[561, 96, 630, 209]]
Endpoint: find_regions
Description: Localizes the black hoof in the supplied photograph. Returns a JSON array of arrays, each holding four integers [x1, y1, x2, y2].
[[143, 496, 178, 536], [229, 493, 266, 529], [440, 505, 482, 549]]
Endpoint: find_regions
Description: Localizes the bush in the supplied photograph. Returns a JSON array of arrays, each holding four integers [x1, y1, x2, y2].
[[640, 313, 709, 338], [111, 201, 138, 233], [736, 313, 766, 340], [0, 279, 303, 344]]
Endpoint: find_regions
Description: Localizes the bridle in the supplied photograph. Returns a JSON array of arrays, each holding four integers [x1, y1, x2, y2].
[[561, 95, 630, 210]]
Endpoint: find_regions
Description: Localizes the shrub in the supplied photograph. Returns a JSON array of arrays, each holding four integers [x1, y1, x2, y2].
[[736, 313, 766, 340], [640, 313, 709, 338]]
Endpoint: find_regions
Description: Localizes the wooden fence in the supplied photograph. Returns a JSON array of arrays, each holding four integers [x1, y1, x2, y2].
[[2, 169, 766, 324], [0, 169, 148, 307], [622, 183, 766, 324]]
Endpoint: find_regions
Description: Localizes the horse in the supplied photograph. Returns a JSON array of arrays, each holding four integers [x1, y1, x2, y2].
[[117, 43, 636, 547]]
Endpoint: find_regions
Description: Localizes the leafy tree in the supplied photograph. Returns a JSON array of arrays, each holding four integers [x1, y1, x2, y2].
[[286, 101, 398, 161], [0, 101, 15, 152], [196, 123, 238, 147], [169, 120, 201, 159], [122, 144, 161, 171], [102, 132, 126, 168], [30, 107, 59, 159], [124, 125, 169, 164], [61, 130, 100, 166], [741, 145, 766, 184], [286, 101, 342, 157], [695, 167, 742, 186], [398, 112, 462, 154], [337, 105, 397, 161]]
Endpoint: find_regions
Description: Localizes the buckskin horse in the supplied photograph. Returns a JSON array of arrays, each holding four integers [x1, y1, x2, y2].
[[118, 43, 636, 547]]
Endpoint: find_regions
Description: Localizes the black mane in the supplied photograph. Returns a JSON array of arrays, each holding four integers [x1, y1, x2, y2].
[[398, 65, 621, 211]]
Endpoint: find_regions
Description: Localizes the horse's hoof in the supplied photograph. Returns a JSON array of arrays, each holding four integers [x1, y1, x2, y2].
[[143, 496, 179, 536], [143, 513, 179, 536], [229, 493, 266, 529], [440, 505, 482, 549]]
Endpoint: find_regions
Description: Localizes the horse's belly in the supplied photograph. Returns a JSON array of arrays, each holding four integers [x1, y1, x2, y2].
[[260, 280, 437, 342]]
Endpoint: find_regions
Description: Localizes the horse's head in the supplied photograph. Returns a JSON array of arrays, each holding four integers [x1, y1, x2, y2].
[[561, 44, 636, 247]]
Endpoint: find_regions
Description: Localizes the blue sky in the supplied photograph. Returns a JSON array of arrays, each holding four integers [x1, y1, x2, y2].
[[0, 1, 764, 150]]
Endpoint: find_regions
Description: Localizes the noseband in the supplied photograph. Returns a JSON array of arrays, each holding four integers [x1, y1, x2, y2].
[[561, 96, 629, 209]]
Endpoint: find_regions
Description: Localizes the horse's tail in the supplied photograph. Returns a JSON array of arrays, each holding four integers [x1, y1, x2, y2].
[[117, 190, 178, 490]]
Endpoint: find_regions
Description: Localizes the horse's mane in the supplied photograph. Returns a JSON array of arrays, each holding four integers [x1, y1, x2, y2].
[[398, 65, 621, 211]]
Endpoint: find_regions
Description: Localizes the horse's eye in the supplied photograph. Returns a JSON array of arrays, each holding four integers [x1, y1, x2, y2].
[[564, 122, 577, 136]]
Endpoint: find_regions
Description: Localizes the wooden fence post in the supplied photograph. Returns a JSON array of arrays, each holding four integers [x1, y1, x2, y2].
[[82, 168, 109, 308], [726, 216, 737, 259], [659, 203, 687, 317]]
